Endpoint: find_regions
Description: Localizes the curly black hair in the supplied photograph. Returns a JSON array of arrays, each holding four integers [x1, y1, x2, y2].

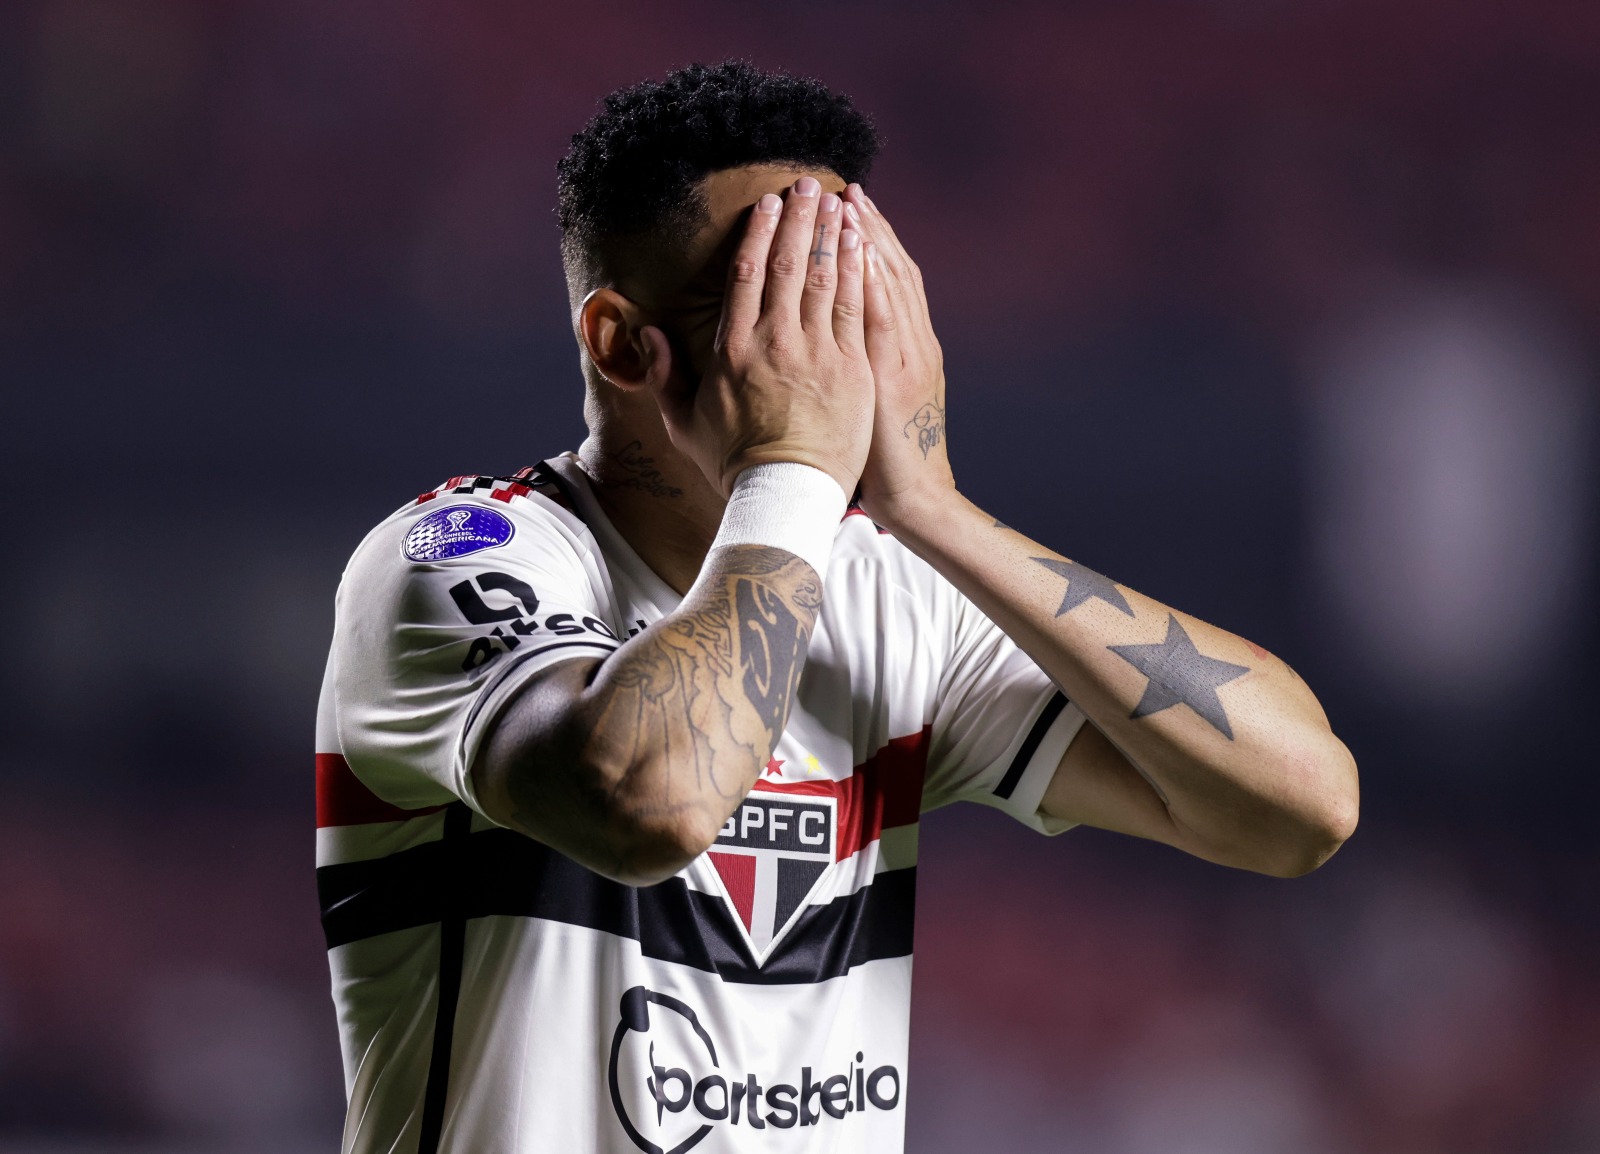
[[557, 61, 880, 279]]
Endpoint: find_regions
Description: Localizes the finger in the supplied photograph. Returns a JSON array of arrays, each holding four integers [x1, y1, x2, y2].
[[832, 225, 864, 350], [763, 177, 821, 321], [799, 191, 843, 332], [855, 204, 918, 342], [862, 241, 901, 375], [715, 193, 782, 355], [846, 187, 931, 331]]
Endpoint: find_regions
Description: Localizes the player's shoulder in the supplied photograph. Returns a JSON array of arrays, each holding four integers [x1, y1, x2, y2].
[[342, 463, 597, 588]]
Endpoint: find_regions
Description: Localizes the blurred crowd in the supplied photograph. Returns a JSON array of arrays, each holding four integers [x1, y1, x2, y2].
[[2, 1, 1597, 1149]]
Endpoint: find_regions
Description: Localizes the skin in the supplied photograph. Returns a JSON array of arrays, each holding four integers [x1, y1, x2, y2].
[[472, 165, 1359, 885], [474, 171, 869, 883]]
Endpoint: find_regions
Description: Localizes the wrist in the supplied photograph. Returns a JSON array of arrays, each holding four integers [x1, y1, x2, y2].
[[866, 479, 963, 539], [707, 463, 849, 581]]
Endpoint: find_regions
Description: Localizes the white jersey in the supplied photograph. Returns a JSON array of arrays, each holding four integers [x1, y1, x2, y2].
[[316, 454, 1084, 1154]]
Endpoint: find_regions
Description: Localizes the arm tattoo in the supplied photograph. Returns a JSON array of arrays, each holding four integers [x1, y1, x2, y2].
[[1109, 614, 1249, 740], [1033, 556, 1135, 617], [903, 402, 946, 458], [510, 546, 820, 868]]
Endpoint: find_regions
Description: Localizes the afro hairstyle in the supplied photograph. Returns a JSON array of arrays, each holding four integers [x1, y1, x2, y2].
[[556, 61, 880, 283]]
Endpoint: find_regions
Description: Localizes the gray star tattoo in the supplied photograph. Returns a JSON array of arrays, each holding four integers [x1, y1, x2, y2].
[[1032, 557, 1135, 617], [1110, 614, 1250, 740]]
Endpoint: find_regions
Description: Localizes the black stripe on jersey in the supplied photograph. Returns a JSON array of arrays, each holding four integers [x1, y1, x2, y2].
[[417, 803, 471, 1154], [523, 459, 589, 526], [993, 690, 1069, 800], [317, 828, 916, 985]]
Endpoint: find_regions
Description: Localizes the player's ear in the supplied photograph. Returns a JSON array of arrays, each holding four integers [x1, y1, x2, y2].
[[578, 288, 672, 394]]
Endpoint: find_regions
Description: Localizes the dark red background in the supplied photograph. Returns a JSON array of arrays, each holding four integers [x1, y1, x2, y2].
[[3, 2, 1598, 1149]]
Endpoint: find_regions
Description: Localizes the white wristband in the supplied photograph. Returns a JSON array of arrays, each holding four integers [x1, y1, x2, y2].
[[706, 463, 849, 582]]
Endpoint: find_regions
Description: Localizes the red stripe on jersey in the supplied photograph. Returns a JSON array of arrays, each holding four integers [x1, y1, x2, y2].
[[707, 851, 756, 930], [490, 483, 531, 503], [750, 727, 929, 860], [316, 753, 447, 828]]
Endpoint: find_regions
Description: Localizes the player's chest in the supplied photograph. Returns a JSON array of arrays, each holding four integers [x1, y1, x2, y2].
[[607, 591, 934, 965]]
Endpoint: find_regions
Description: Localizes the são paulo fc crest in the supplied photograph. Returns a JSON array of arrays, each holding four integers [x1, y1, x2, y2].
[[403, 505, 514, 562], [707, 792, 836, 959]]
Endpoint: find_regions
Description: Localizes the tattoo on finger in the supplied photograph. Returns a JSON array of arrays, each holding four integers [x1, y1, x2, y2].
[[810, 218, 833, 266]]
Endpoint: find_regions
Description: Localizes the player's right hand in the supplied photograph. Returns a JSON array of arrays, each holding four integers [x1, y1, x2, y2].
[[647, 177, 874, 498]]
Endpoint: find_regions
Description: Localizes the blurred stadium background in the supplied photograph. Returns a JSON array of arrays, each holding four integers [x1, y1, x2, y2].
[[3, 1, 1599, 1150]]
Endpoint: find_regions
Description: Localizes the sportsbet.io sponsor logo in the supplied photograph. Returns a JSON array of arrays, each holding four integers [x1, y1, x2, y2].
[[445, 570, 620, 674], [608, 986, 901, 1154]]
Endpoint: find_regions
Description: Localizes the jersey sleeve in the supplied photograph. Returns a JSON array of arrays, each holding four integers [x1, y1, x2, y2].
[[922, 583, 1086, 833], [327, 495, 621, 817]]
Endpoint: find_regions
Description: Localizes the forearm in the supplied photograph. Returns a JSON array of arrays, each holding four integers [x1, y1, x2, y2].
[[884, 489, 1357, 870], [578, 543, 819, 845], [492, 544, 820, 884]]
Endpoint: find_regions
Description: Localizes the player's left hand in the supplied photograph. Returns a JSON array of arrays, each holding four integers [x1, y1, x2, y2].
[[844, 185, 957, 531]]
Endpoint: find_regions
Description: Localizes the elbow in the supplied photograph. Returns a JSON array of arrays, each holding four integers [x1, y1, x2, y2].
[[598, 780, 725, 888], [1261, 742, 1360, 879]]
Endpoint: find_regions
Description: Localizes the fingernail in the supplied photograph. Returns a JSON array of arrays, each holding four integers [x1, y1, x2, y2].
[[820, 192, 841, 214], [795, 176, 820, 197], [863, 194, 878, 211], [866, 242, 880, 270], [756, 193, 781, 214], [847, 183, 863, 200], [841, 228, 861, 250], [844, 202, 861, 225]]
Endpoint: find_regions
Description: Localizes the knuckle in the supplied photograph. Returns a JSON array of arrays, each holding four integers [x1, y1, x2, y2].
[[763, 326, 797, 357], [805, 267, 836, 293], [730, 258, 764, 285], [769, 251, 802, 278], [833, 297, 863, 320]]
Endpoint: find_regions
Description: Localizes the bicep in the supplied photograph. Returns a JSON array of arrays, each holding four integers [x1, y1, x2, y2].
[[469, 654, 620, 867]]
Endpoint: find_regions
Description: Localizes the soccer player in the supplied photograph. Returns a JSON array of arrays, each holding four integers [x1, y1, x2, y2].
[[316, 62, 1358, 1154]]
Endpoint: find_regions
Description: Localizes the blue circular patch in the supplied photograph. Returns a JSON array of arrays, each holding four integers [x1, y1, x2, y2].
[[403, 504, 515, 562]]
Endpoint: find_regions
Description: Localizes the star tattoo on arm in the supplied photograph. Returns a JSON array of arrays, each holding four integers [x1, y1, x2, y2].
[[1109, 614, 1250, 740], [1032, 557, 1135, 617]]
